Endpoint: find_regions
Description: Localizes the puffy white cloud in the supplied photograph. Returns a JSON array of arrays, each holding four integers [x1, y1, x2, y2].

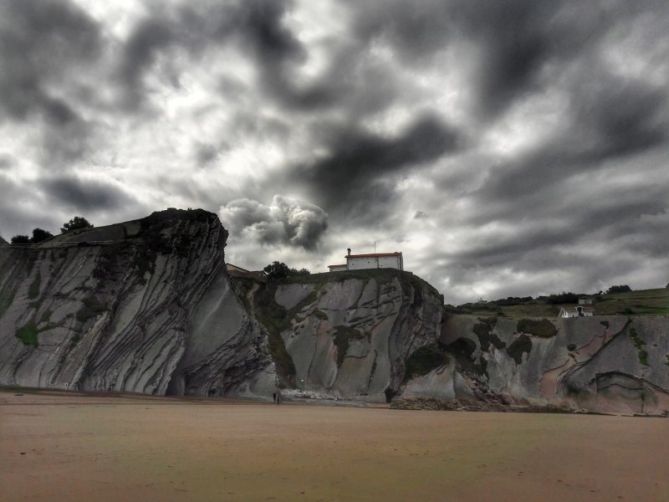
[[220, 195, 328, 250]]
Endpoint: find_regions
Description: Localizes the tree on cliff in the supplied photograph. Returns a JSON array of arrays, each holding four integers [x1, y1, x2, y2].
[[10, 235, 31, 244], [10, 228, 55, 245], [263, 261, 310, 281], [607, 285, 632, 294], [60, 217, 93, 234], [31, 228, 53, 243]]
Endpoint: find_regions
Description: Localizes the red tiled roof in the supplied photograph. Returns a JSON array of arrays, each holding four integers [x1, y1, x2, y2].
[[347, 252, 402, 259]]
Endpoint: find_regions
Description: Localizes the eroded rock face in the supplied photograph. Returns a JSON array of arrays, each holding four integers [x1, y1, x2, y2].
[[246, 271, 444, 402], [0, 209, 274, 398], [3, 209, 667, 415], [400, 314, 669, 415]]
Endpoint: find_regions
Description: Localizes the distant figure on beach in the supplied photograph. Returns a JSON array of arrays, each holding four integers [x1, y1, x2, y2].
[[272, 392, 277, 404]]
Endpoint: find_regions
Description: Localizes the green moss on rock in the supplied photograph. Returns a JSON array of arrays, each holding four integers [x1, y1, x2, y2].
[[628, 326, 649, 366], [252, 283, 297, 385], [507, 334, 532, 364], [516, 318, 557, 338], [404, 344, 449, 381], [16, 323, 39, 347], [332, 326, 366, 367], [313, 309, 328, 321], [473, 317, 505, 351]]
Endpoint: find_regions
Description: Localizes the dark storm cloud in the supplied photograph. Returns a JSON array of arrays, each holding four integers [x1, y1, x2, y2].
[[116, 0, 309, 110], [349, 0, 660, 118], [291, 115, 461, 217], [0, 0, 102, 162], [473, 71, 669, 215], [220, 196, 328, 250], [40, 175, 137, 212]]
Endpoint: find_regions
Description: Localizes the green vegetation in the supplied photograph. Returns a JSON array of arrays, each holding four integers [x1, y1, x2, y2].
[[473, 317, 505, 351], [10, 235, 31, 244], [61, 216, 94, 234], [593, 288, 669, 316], [507, 335, 532, 364], [455, 287, 669, 318], [516, 318, 557, 338], [404, 344, 449, 381], [628, 326, 649, 366], [313, 309, 328, 321], [251, 283, 307, 385], [263, 261, 310, 281], [28, 271, 41, 300], [607, 285, 632, 294], [665, 354, 669, 367], [16, 323, 39, 347], [30, 228, 53, 243], [332, 326, 367, 367]]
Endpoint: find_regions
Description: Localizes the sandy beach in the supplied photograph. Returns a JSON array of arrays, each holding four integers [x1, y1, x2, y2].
[[1, 390, 667, 501]]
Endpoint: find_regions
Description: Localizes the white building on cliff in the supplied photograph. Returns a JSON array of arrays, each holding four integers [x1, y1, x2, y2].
[[328, 249, 404, 272]]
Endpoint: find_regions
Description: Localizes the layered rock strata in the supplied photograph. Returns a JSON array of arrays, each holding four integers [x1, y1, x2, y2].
[[0, 209, 274, 398]]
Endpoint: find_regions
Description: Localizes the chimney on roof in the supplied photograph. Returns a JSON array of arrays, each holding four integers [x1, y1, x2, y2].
[[347, 248, 351, 257]]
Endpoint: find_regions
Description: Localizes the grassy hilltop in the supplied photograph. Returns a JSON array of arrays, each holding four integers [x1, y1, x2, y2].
[[452, 287, 669, 319]]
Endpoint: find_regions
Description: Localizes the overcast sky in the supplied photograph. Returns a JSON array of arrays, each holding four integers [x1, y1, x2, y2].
[[1, 0, 668, 303]]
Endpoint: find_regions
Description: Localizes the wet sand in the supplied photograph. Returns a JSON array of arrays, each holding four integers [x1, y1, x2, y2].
[[1, 390, 667, 501]]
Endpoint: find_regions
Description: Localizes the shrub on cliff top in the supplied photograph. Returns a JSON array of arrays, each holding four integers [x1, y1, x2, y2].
[[61, 216, 93, 234], [31, 228, 53, 243], [10, 235, 31, 244], [607, 285, 632, 294], [263, 261, 310, 281]]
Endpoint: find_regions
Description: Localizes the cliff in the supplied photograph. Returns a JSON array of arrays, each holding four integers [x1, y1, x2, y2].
[[235, 270, 444, 402], [0, 209, 275, 398], [398, 314, 669, 415], [2, 209, 668, 415]]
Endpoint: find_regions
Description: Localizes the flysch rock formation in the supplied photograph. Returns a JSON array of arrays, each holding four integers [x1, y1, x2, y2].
[[398, 314, 669, 416], [232, 270, 444, 402], [0, 209, 275, 398], [2, 208, 668, 415]]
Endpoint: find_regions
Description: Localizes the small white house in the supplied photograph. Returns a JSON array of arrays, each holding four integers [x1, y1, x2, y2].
[[328, 249, 404, 272], [559, 305, 594, 318], [578, 298, 593, 305]]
